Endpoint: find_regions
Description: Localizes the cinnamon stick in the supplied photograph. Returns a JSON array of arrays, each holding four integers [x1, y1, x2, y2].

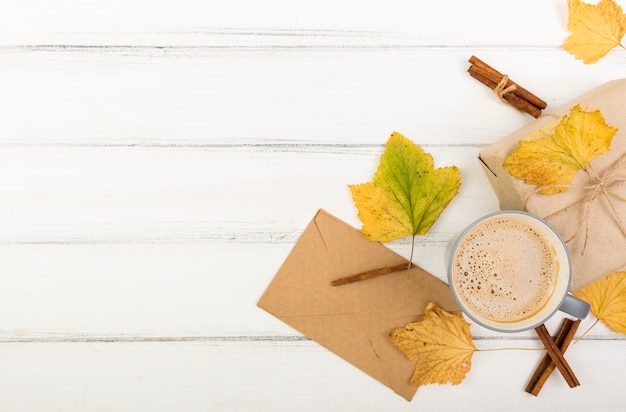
[[468, 65, 542, 118], [526, 318, 581, 396], [468, 56, 547, 110], [533, 323, 580, 389], [331, 262, 409, 286]]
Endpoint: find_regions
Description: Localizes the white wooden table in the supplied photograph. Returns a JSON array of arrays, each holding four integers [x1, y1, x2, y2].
[[1, 1, 625, 410]]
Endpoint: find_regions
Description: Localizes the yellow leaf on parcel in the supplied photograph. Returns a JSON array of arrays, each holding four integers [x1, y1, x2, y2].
[[563, 0, 626, 64], [502, 105, 618, 194], [574, 271, 626, 334], [390, 302, 476, 387], [349, 132, 461, 242]]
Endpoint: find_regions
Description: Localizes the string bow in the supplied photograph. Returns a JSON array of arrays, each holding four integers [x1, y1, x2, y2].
[[523, 156, 626, 254]]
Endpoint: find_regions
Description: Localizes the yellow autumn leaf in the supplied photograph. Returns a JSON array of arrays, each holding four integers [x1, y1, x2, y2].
[[390, 302, 476, 387], [563, 0, 626, 64], [503, 105, 618, 194], [574, 271, 626, 334], [349, 132, 461, 242]]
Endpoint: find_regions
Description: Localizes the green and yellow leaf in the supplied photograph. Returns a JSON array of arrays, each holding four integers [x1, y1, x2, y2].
[[349, 132, 461, 242]]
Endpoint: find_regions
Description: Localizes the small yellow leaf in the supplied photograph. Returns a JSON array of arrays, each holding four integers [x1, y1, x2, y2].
[[574, 271, 626, 334], [349, 132, 461, 242], [563, 0, 626, 64], [503, 105, 618, 194], [390, 302, 476, 387]]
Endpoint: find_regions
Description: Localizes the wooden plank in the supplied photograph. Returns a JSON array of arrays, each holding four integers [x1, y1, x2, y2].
[[0, 243, 287, 338], [0, 144, 495, 243], [0, 339, 623, 411], [0, 241, 450, 338], [0, 1, 571, 47], [0, 241, 616, 341], [0, 48, 622, 147]]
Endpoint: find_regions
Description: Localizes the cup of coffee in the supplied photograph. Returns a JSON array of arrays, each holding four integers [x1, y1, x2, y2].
[[446, 210, 589, 333]]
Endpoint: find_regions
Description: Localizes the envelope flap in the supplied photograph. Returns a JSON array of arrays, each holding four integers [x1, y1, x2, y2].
[[257, 210, 403, 395], [314, 209, 408, 279], [257, 210, 350, 317], [257, 209, 460, 401]]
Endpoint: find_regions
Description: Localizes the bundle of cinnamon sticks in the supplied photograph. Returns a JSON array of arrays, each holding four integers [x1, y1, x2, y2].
[[468, 56, 547, 118], [526, 319, 582, 396]]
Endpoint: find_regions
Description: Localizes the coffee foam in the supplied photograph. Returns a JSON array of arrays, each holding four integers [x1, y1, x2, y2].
[[452, 217, 558, 323]]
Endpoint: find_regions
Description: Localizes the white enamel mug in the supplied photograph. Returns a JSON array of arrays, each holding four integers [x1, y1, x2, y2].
[[446, 210, 589, 333]]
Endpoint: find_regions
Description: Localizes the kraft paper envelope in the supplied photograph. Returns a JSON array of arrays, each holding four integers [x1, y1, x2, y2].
[[257, 209, 460, 401]]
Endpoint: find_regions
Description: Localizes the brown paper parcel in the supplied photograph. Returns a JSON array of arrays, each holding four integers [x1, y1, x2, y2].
[[479, 78, 626, 292], [257, 209, 460, 401]]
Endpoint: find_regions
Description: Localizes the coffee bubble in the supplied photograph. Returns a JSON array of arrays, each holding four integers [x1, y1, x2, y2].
[[452, 217, 558, 323]]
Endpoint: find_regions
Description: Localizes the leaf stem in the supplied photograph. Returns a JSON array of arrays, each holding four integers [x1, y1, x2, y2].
[[407, 235, 416, 280], [573, 318, 598, 345], [476, 347, 543, 352]]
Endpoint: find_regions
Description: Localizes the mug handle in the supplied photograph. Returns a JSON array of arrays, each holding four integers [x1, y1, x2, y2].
[[559, 294, 590, 320]]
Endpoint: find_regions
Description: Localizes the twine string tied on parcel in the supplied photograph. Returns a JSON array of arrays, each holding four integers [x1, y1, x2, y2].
[[522, 156, 626, 253]]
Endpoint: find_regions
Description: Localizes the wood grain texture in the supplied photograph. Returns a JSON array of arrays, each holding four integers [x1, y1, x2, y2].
[[1, 0, 626, 410], [0, 0, 571, 47], [0, 339, 624, 411], [0, 48, 623, 147]]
